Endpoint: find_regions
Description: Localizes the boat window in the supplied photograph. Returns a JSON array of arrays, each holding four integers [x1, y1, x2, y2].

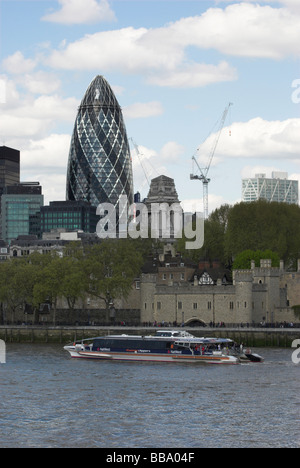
[[155, 331, 172, 337], [93, 338, 171, 351]]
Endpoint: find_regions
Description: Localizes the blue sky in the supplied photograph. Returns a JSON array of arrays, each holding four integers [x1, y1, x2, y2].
[[0, 0, 300, 213]]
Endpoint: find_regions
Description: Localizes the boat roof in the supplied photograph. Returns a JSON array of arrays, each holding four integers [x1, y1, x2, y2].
[[175, 337, 233, 344], [75, 330, 233, 345], [153, 330, 194, 338], [93, 332, 233, 344]]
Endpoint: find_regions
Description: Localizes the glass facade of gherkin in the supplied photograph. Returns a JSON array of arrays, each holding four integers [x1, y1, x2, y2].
[[66, 75, 134, 218]]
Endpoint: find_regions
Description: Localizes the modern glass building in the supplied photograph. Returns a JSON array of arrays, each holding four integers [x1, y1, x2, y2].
[[40, 200, 98, 234], [242, 172, 299, 205], [1, 183, 43, 244], [0, 146, 20, 190], [66, 75, 134, 226]]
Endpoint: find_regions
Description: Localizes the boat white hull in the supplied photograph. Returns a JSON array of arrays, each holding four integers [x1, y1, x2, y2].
[[64, 346, 238, 365]]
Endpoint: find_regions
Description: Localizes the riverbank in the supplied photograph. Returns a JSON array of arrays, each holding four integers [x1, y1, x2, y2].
[[0, 325, 299, 347]]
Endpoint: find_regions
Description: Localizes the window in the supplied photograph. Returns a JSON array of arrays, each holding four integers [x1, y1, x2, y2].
[[193, 303, 198, 310], [157, 302, 161, 310], [178, 301, 182, 310], [229, 302, 234, 310], [208, 301, 212, 310]]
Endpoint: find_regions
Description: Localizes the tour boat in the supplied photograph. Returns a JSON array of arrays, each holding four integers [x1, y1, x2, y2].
[[64, 330, 239, 365]]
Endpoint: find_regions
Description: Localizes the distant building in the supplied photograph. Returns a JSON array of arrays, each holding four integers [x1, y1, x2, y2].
[[144, 175, 181, 241], [0, 146, 20, 190], [40, 200, 98, 234], [242, 172, 298, 205], [1, 182, 43, 243], [10, 229, 100, 258], [145, 175, 180, 206]]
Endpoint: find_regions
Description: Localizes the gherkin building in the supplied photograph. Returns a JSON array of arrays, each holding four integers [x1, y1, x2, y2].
[[66, 75, 134, 218]]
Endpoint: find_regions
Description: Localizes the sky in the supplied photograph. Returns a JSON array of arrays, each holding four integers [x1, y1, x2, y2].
[[0, 0, 300, 215]]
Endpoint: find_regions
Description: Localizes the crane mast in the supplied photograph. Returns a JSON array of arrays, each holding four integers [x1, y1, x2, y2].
[[190, 102, 232, 220]]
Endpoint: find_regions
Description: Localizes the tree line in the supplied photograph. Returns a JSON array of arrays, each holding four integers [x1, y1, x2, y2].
[[177, 200, 300, 269], [0, 239, 146, 325]]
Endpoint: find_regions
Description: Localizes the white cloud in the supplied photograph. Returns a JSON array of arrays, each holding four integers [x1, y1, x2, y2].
[[0, 133, 70, 204], [218, 0, 300, 15], [44, 26, 237, 89], [21, 134, 70, 169], [171, 3, 300, 59], [241, 165, 286, 179], [148, 61, 237, 88], [21, 72, 61, 95], [198, 117, 300, 162], [2, 51, 36, 75], [0, 77, 78, 140], [0, 78, 6, 104], [42, 0, 116, 25], [46, 27, 174, 73], [160, 142, 185, 163], [123, 101, 164, 119], [181, 194, 233, 215], [20, 134, 71, 204]]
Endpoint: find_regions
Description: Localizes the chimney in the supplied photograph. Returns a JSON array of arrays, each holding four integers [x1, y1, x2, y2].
[[199, 260, 210, 270], [212, 260, 221, 269]]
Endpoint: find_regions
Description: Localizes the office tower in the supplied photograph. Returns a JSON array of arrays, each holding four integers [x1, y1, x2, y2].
[[40, 200, 98, 234], [0, 146, 20, 189], [66, 75, 134, 222], [1, 183, 43, 243], [242, 172, 299, 205]]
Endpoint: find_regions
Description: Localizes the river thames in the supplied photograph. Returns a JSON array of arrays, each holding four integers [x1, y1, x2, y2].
[[0, 344, 299, 448]]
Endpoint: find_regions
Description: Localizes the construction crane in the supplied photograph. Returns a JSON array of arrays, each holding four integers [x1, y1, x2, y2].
[[190, 102, 233, 220], [130, 137, 151, 187], [130, 137, 160, 189]]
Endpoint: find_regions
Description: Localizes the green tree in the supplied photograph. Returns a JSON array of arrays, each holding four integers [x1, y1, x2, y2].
[[225, 200, 300, 267], [32, 252, 87, 325], [83, 239, 144, 322], [33, 255, 65, 325], [59, 255, 86, 311], [232, 249, 280, 270], [0, 259, 40, 323], [176, 204, 231, 265]]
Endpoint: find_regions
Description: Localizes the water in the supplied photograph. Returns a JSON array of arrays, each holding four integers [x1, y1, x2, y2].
[[0, 344, 299, 448]]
